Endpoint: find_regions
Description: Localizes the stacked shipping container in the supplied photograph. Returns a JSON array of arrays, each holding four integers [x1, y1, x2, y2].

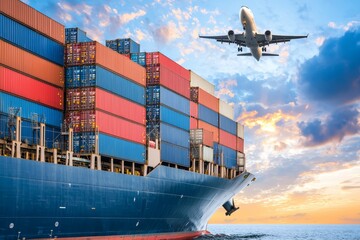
[[64, 41, 146, 163], [106, 38, 140, 55], [0, 0, 64, 148], [189, 72, 245, 170], [145, 52, 191, 167]]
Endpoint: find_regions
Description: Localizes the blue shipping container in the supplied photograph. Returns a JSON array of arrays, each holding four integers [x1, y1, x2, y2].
[[65, 28, 92, 44], [160, 123, 189, 148], [99, 133, 145, 163], [198, 104, 219, 127], [130, 52, 146, 66], [146, 86, 190, 115], [66, 65, 145, 105], [0, 92, 63, 127], [0, 113, 61, 148], [161, 141, 190, 167], [214, 144, 237, 168], [0, 14, 64, 66], [219, 114, 237, 134], [105, 38, 140, 54], [146, 105, 190, 131]]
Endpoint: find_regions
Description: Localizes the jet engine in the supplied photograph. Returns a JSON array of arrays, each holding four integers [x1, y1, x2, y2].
[[228, 30, 235, 42], [265, 30, 272, 42]]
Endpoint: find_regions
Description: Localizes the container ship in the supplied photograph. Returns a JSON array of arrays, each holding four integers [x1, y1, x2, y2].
[[0, 0, 255, 239]]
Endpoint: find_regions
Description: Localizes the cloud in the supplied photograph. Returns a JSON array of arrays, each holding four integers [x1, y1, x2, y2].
[[150, 21, 182, 44], [119, 9, 146, 25], [298, 107, 360, 146], [298, 28, 360, 105]]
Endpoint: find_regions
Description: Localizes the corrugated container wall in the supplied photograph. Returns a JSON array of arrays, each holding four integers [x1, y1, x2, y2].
[[0, 0, 64, 44], [237, 137, 244, 153], [146, 86, 189, 115], [219, 99, 234, 120], [1, 40, 64, 87], [161, 141, 190, 167], [190, 87, 219, 112], [0, 14, 64, 66], [198, 120, 218, 143], [106, 38, 140, 54], [198, 104, 219, 127], [130, 52, 146, 67], [191, 145, 214, 162], [189, 71, 215, 95], [0, 92, 62, 127], [99, 133, 145, 163], [190, 101, 198, 119], [0, 66, 63, 110], [190, 129, 213, 147], [237, 123, 245, 139], [190, 117, 197, 129], [219, 129, 237, 150], [66, 65, 145, 105], [146, 105, 189, 131], [219, 114, 237, 134], [65, 28, 92, 44], [65, 42, 145, 86]]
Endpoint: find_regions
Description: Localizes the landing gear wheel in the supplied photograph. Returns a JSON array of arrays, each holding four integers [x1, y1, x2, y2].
[[238, 47, 243, 52], [262, 47, 267, 52]]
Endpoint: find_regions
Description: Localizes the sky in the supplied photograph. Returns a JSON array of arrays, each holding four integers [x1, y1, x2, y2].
[[23, 0, 360, 224]]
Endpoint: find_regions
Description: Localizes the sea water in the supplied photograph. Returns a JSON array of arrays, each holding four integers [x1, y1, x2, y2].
[[195, 224, 360, 240]]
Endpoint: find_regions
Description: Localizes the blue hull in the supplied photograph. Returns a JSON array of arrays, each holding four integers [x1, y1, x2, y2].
[[0, 156, 254, 239]]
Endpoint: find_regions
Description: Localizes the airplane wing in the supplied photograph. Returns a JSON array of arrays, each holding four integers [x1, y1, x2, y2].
[[256, 34, 308, 47], [237, 53, 279, 57], [199, 34, 247, 47]]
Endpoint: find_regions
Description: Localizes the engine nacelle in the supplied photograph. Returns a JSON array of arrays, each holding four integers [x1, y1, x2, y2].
[[228, 30, 235, 42], [265, 30, 272, 42]]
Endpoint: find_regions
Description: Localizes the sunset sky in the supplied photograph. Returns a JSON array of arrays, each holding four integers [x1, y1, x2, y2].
[[24, 0, 360, 224]]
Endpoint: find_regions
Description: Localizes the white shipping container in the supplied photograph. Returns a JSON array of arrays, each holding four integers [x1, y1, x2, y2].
[[237, 123, 244, 138], [237, 152, 245, 166], [191, 145, 214, 162], [219, 99, 234, 120], [190, 71, 215, 95]]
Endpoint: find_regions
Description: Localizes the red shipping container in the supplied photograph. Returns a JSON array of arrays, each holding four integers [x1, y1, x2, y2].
[[0, 66, 63, 110], [191, 87, 219, 112], [190, 101, 198, 118], [190, 117, 198, 129], [146, 65, 190, 99], [237, 137, 244, 153], [95, 88, 145, 125], [1, 40, 64, 87], [0, 0, 65, 44], [219, 129, 237, 150], [65, 111, 81, 132], [198, 120, 219, 142], [146, 52, 190, 81], [66, 87, 96, 110], [65, 42, 145, 86], [96, 110, 145, 144]]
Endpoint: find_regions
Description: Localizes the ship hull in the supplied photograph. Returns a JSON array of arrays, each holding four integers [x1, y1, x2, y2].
[[0, 156, 254, 239]]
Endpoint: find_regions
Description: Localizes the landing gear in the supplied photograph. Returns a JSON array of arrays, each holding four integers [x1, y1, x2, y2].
[[238, 46, 243, 52], [262, 47, 267, 52]]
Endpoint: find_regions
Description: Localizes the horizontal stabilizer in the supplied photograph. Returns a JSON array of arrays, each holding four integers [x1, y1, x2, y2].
[[262, 53, 279, 56], [237, 53, 252, 56]]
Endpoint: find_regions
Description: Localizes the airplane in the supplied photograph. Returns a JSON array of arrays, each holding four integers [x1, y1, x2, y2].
[[199, 6, 308, 61]]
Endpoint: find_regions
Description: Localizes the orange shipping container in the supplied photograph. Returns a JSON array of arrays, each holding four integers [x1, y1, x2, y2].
[[0, 0, 64, 44], [95, 88, 145, 125], [0, 40, 64, 87], [219, 129, 237, 150], [96, 110, 146, 145], [190, 117, 198, 129], [237, 137, 244, 153], [198, 120, 219, 143], [191, 87, 219, 112], [65, 42, 145, 86]]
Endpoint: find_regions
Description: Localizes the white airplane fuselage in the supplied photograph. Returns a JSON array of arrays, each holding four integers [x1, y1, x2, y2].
[[240, 7, 262, 60]]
